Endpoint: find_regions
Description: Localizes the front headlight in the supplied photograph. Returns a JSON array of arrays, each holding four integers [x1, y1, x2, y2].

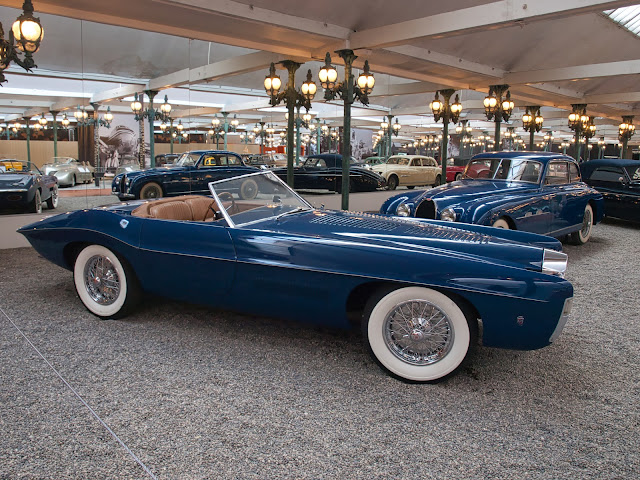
[[542, 249, 568, 277], [396, 202, 410, 217], [440, 207, 457, 222]]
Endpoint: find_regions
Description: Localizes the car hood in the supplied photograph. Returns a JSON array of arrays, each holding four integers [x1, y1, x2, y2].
[[419, 179, 539, 202], [0, 174, 32, 187], [266, 209, 561, 272]]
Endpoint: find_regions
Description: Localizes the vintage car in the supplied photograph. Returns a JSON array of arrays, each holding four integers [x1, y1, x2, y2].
[[243, 154, 276, 168], [41, 157, 94, 187], [371, 155, 440, 190], [0, 159, 58, 213], [445, 157, 469, 182], [361, 156, 387, 170], [273, 153, 385, 192], [580, 158, 640, 223], [111, 150, 259, 200], [380, 152, 604, 245], [19, 170, 573, 383], [154, 153, 180, 167]]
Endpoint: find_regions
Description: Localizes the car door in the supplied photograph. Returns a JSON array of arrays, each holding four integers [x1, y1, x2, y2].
[[422, 157, 438, 185], [137, 219, 237, 301], [190, 154, 237, 195], [408, 158, 423, 185], [587, 165, 628, 219], [544, 160, 583, 234]]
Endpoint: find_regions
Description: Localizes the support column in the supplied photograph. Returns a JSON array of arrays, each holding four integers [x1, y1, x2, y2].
[[51, 111, 59, 158], [24, 119, 31, 169], [91, 103, 101, 186], [145, 90, 157, 168], [222, 112, 229, 150], [338, 49, 356, 211]]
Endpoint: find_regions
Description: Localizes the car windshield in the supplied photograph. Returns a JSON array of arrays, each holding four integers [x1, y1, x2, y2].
[[463, 158, 542, 183], [209, 171, 312, 227], [51, 157, 74, 165], [624, 165, 640, 181], [175, 152, 201, 167], [0, 160, 40, 174], [387, 157, 410, 165]]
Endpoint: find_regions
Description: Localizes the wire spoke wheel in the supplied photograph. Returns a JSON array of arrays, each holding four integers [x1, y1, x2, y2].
[[83, 255, 121, 305], [383, 300, 454, 366]]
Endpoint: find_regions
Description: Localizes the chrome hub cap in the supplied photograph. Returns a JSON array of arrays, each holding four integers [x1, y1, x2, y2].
[[83, 255, 120, 305], [383, 300, 453, 365]]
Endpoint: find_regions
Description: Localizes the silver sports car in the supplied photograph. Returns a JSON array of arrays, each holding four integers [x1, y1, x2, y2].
[[41, 157, 94, 187]]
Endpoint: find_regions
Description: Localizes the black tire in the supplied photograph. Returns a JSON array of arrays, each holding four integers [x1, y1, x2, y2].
[[139, 182, 163, 199], [73, 245, 141, 319], [70, 175, 76, 187], [407, 186, 415, 190], [362, 286, 476, 382], [569, 204, 593, 245], [434, 175, 441, 187], [46, 185, 58, 209], [30, 190, 42, 214], [386, 175, 399, 190], [239, 178, 258, 200], [455, 173, 462, 181]]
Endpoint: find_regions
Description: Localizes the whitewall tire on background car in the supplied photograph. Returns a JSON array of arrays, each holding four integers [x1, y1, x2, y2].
[[363, 286, 473, 382], [139, 182, 163, 199], [73, 245, 140, 319], [570, 204, 593, 245]]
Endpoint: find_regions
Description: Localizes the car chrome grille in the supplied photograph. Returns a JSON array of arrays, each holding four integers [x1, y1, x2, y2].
[[415, 199, 436, 219]]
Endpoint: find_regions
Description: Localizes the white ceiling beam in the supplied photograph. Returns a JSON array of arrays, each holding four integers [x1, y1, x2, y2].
[[159, 0, 351, 39], [91, 84, 144, 104], [384, 46, 505, 78], [585, 92, 640, 103], [171, 106, 222, 118], [348, 0, 635, 50], [148, 52, 287, 90], [505, 59, 640, 84]]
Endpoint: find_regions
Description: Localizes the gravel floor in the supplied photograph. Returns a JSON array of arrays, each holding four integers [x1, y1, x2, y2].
[[0, 219, 638, 479]]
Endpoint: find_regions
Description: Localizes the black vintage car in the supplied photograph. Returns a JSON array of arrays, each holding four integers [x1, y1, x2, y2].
[[112, 150, 259, 200], [0, 159, 58, 214], [580, 158, 640, 222], [272, 153, 386, 192]]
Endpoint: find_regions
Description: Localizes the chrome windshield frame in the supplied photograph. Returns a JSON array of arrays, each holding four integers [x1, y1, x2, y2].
[[208, 170, 313, 229]]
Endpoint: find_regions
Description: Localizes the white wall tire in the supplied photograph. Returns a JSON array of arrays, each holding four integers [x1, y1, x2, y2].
[[492, 218, 510, 229], [570, 204, 593, 245], [363, 287, 472, 382], [139, 182, 163, 199], [73, 245, 140, 319]]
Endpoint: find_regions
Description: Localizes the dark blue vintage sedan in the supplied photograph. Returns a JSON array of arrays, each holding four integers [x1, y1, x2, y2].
[[20, 171, 573, 383], [111, 150, 259, 200], [381, 152, 604, 245], [272, 153, 386, 192], [580, 158, 640, 223]]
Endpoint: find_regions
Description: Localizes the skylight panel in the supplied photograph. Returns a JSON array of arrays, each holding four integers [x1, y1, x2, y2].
[[604, 6, 640, 36]]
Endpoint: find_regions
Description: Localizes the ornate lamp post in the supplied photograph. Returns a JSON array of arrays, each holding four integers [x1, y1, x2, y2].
[[583, 118, 596, 160], [210, 113, 238, 150], [567, 104, 591, 161], [561, 140, 570, 154], [379, 116, 401, 157], [543, 131, 554, 152], [597, 137, 606, 159], [0, 0, 44, 84], [265, 62, 316, 187], [131, 92, 171, 168], [318, 51, 375, 210], [430, 89, 462, 184], [522, 106, 543, 150], [76, 103, 113, 184], [618, 115, 635, 158], [483, 85, 514, 150]]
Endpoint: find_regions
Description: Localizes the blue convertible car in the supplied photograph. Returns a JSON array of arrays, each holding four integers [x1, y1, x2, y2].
[[20, 171, 573, 382], [111, 150, 259, 200], [381, 152, 604, 245]]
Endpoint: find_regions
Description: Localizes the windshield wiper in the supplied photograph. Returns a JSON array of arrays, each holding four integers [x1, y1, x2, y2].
[[275, 206, 306, 221]]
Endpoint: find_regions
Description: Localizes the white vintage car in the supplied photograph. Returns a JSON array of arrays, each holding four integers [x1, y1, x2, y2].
[[371, 155, 440, 190]]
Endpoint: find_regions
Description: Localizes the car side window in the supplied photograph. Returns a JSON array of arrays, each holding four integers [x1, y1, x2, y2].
[[228, 155, 241, 166], [589, 167, 626, 185], [315, 159, 327, 168], [545, 161, 569, 185], [568, 163, 581, 182], [411, 159, 420, 167]]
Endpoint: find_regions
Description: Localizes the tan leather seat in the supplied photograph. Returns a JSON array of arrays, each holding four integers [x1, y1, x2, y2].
[[185, 196, 216, 221], [148, 201, 193, 221], [131, 195, 218, 221]]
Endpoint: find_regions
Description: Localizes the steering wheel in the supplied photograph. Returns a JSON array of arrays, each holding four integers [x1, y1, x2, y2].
[[217, 191, 236, 214]]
